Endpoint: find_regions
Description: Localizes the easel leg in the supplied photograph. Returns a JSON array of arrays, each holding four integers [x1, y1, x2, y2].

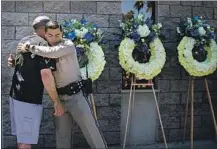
[[204, 78, 217, 135], [183, 77, 191, 142], [91, 94, 97, 120], [191, 79, 194, 149], [123, 77, 134, 149], [151, 84, 168, 149]]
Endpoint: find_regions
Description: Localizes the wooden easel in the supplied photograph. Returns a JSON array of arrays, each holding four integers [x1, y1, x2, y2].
[[122, 75, 168, 149], [183, 77, 217, 149]]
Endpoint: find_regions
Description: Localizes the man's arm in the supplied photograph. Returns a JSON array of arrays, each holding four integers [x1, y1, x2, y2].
[[20, 40, 75, 58], [39, 58, 64, 116]]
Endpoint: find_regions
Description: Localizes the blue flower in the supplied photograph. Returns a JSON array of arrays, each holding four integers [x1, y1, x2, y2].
[[63, 21, 72, 27], [145, 18, 152, 28], [93, 24, 98, 29], [67, 32, 76, 40], [130, 32, 140, 42], [81, 18, 87, 25], [193, 16, 199, 21], [75, 47, 84, 56], [84, 32, 95, 43], [139, 44, 148, 52], [147, 32, 155, 41]]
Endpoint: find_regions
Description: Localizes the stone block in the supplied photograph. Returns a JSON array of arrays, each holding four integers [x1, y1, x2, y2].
[[44, 1, 70, 13], [97, 107, 121, 119], [96, 80, 121, 94], [16, 26, 33, 40], [2, 26, 15, 39], [93, 94, 109, 106], [158, 5, 170, 17], [159, 92, 181, 104], [193, 7, 214, 19], [28, 13, 56, 25], [56, 14, 82, 23], [2, 1, 15, 12], [16, 1, 43, 12], [84, 14, 109, 27], [109, 15, 122, 27], [2, 12, 28, 25], [110, 67, 122, 81], [170, 6, 192, 18], [71, 1, 97, 14], [97, 2, 121, 14], [110, 94, 121, 106]]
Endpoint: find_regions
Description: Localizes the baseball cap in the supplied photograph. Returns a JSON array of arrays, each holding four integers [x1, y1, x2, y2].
[[32, 16, 50, 27]]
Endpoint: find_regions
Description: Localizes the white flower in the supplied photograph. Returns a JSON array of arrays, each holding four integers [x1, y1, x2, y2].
[[157, 23, 162, 29], [138, 13, 144, 21], [137, 24, 150, 37], [120, 23, 124, 28], [77, 44, 84, 48], [177, 27, 181, 33], [198, 27, 206, 36], [75, 27, 88, 38], [187, 18, 193, 27], [141, 39, 145, 42], [75, 29, 82, 38]]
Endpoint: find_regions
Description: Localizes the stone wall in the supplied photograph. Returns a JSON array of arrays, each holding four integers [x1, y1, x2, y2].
[[1, 1, 217, 148]]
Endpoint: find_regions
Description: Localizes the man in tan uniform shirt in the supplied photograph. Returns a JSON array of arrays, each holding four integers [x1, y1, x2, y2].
[[17, 21, 107, 149]]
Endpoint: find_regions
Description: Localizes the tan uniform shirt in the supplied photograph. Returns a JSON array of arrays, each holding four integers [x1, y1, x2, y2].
[[29, 39, 82, 99]]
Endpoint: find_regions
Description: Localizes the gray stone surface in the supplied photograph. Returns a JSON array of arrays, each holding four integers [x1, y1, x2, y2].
[[2, 26, 15, 40], [15, 26, 33, 39], [71, 1, 97, 14], [97, 2, 121, 14], [2, 40, 20, 53], [181, 1, 203, 6], [203, 1, 217, 7], [193, 7, 214, 20], [2, 1, 15, 12], [56, 14, 83, 23], [84, 14, 109, 27], [94, 94, 110, 106], [215, 8, 217, 19], [110, 67, 122, 81], [158, 1, 181, 5], [16, 1, 43, 12], [170, 6, 192, 18], [28, 13, 56, 25], [110, 94, 121, 106], [2, 13, 28, 25], [158, 5, 169, 17], [159, 93, 181, 104], [44, 1, 70, 13], [109, 15, 122, 27]]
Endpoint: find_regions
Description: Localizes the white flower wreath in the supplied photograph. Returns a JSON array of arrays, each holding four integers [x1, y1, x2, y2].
[[178, 36, 217, 77], [80, 42, 106, 81], [119, 37, 166, 80]]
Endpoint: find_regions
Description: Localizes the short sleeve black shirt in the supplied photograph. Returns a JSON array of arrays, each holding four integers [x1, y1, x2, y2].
[[9, 34, 56, 104]]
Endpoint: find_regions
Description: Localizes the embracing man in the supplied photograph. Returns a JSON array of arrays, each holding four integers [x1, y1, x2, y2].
[[17, 21, 107, 149], [8, 16, 64, 149]]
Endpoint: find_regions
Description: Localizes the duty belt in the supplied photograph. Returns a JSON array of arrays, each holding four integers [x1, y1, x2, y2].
[[57, 80, 84, 96]]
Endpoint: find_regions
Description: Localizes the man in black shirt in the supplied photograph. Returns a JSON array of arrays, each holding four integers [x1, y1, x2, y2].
[[8, 16, 64, 149]]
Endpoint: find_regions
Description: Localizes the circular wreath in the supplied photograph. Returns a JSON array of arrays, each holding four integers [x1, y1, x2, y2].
[[61, 18, 106, 81], [177, 16, 217, 77], [119, 37, 166, 80], [80, 42, 106, 81], [178, 36, 217, 77]]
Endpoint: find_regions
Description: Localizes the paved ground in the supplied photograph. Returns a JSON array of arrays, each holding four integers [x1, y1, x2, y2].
[[74, 140, 217, 149]]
